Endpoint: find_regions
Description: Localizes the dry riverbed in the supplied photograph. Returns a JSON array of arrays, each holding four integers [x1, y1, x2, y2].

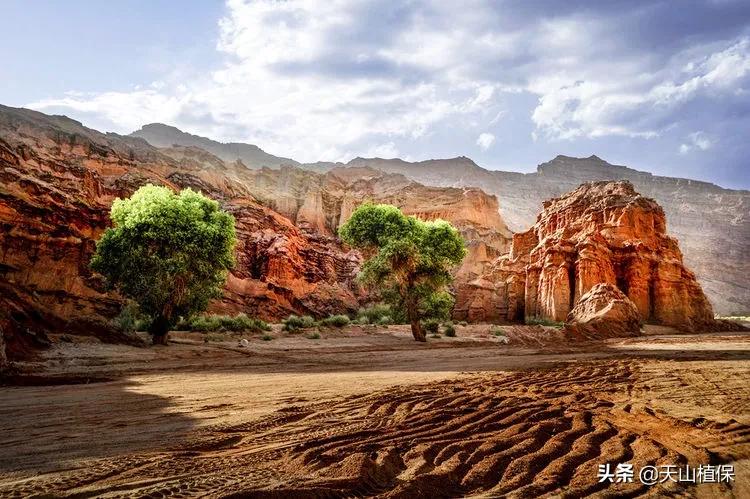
[[1, 324, 749, 497]]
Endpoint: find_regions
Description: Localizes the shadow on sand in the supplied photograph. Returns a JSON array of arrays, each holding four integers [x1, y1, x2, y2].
[[0, 378, 198, 474]]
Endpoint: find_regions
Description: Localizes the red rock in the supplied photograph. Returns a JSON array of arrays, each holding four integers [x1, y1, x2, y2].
[[0, 105, 510, 360], [458, 181, 719, 332], [563, 283, 641, 340]]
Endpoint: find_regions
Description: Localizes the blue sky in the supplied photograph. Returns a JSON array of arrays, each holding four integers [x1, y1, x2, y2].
[[2, 0, 749, 189]]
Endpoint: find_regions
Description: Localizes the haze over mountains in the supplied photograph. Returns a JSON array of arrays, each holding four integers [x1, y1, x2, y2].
[[131, 123, 750, 316]]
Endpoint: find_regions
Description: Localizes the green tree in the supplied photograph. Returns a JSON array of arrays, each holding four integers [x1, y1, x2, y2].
[[339, 204, 466, 342], [91, 184, 236, 345]]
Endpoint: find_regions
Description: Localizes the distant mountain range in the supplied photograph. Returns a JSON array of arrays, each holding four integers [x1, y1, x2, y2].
[[130, 123, 750, 315]]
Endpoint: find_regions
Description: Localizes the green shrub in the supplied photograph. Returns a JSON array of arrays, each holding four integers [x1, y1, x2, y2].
[[283, 314, 316, 331], [356, 304, 395, 324], [320, 314, 350, 327], [376, 315, 392, 326], [261, 333, 273, 341], [188, 314, 270, 332], [421, 291, 454, 322], [113, 303, 139, 333], [113, 302, 152, 332], [218, 314, 271, 332], [443, 322, 456, 337], [525, 316, 564, 327], [307, 332, 321, 340], [422, 318, 440, 334], [173, 317, 191, 331], [190, 315, 221, 332], [136, 317, 154, 332]]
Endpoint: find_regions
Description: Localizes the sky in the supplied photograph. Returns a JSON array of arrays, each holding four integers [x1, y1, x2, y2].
[[2, 0, 749, 189]]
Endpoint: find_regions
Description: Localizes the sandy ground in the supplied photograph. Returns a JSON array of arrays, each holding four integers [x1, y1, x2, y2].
[[1, 324, 749, 497]]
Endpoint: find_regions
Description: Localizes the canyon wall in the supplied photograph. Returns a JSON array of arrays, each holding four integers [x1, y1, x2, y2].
[[131, 123, 748, 315], [0, 106, 509, 360], [0, 106, 360, 358], [343, 155, 749, 316]]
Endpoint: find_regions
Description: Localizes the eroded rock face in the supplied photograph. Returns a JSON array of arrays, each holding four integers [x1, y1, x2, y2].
[[0, 105, 510, 360], [564, 283, 641, 340], [343, 155, 750, 316], [0, 106, 361, 361], [457, 181, 717, 332]]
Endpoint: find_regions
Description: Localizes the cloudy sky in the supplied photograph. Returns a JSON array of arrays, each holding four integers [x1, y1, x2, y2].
[[3, 0, 750, 188]]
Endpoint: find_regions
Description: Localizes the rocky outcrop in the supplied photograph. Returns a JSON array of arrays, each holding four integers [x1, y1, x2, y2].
[[457, 181, 718, 332], [564, 283, 641, 340], [131, 125, 748, 315], [166, 160, 513, 288], [339, 155, 750, 316]]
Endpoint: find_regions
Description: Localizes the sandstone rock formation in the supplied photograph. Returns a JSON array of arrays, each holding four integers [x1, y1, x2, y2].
[[456, 181, 718, 332], [132, 125, 749, 315], [0, 106, 360, 361], [0, 105, 509, 361], [161, 157, 513, 291], [564, 283, 641, 340], [340, 155, 750, 316]]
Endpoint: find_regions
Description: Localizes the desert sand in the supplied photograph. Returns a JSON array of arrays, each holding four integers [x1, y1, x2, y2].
[[1, 324, 749, 497]]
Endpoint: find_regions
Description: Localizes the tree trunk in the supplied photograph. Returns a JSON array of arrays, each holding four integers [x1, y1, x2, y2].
[[149, 314, 171, 346], [406, 296, 426, 342]]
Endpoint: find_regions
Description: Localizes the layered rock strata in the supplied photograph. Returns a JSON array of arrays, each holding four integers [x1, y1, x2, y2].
[[0, 105, 509, 360], [456, 181, 718, 332]]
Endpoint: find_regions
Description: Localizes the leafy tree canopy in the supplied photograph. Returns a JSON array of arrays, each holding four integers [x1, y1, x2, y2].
[[339, 203, 466, 341], [91, 184, 236, 343]]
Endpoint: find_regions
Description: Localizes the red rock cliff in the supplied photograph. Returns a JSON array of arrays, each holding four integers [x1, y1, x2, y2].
[[457, 181, 717, 332], [0, 105, 511, 362]]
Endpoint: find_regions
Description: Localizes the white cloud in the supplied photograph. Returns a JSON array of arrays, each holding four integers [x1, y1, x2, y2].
[[679, 131, 714, 154], [531, 37, 750, 141], [24, 0, 750, 165], [362, 141, 399, 158], [27, 0, 501, 163], [476, 132, 495, 151]]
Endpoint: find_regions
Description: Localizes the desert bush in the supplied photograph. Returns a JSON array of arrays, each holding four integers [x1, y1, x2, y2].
[[113, 302, 152, 333], [376, 315, 393, 326], [421, 291, 454, 322], [188, 314, 270, 333], [490, 325, 505, 336], [422, 318, 440, 334], [283, 314, 316, 331], [261, 333, 273, 341], [525, 316, 564, 327], [190, 315, 221, 332], [320, 314, 350, 328], [458, 321, 468, 326], [443, 322, 456, 337], [113, 302, 139, 333], [356, 304, 394, 324], [218, 314, 270, 332], [307, 332, 321, 339]]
